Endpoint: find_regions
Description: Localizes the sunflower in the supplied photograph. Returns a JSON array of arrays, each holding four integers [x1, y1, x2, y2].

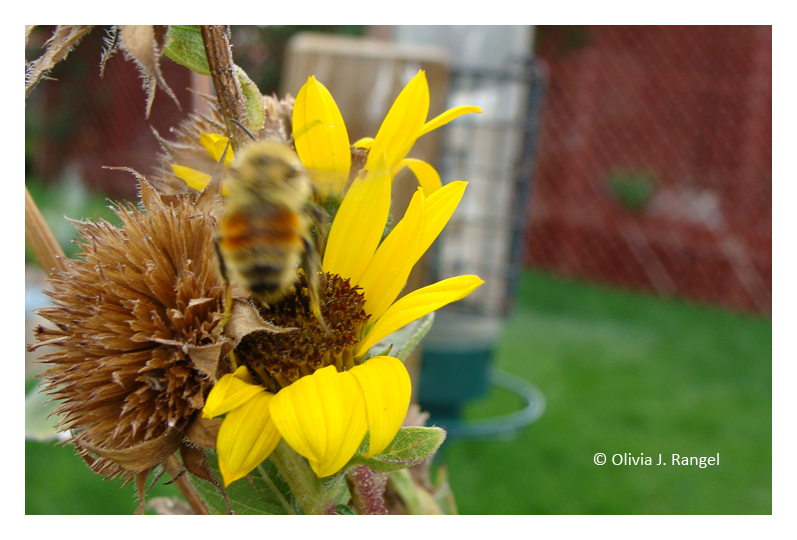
[[194, 71, 483, 485]]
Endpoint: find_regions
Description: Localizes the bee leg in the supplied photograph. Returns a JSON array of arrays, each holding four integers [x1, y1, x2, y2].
[[304, 237, 331, 336], [224, 281, 239, 371], [215, 239, 238, 370], [221, 278, 233, 330], [214, 240, 233, 327], [304, 201, 330, 334], [308, 202, 328, 258]]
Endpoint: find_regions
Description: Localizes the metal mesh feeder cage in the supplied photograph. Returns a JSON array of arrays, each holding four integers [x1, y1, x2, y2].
[[418, 58, 548, 438]]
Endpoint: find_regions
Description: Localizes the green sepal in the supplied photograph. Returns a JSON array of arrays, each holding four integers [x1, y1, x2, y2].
[[163, 26, 210, 75], [235, 65, 265, 135], [347, 426, 446, 473], [362, 312, 434, 363], [360, 343, 392, 362], [387, 467, 456, 515], [387, 468, 425, 514]]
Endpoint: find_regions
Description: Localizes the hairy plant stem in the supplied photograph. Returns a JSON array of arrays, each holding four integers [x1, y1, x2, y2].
[[268, 440, 344, 515], [164, 455, 210, 515], [346, 465, 388, 514], [200, 25, 248, 152]]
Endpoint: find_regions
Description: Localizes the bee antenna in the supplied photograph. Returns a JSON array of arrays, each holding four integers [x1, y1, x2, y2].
[[230, 118, 257, 142], [292, 119, 323, 143]]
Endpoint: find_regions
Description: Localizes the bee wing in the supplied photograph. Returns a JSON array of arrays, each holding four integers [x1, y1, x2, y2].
[[307, 146, 395, 202], [293, 118, 353, 200]]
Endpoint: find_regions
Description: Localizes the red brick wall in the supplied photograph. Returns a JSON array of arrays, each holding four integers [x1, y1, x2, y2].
[[525, 26, 771, 313]]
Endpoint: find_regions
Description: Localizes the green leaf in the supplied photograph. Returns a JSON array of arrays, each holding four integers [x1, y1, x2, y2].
[[163, 27, 264, 136], [347, 426, 446, 473], [364, 312, 434, 363], [163, 25, 210, 75], [188, 450, 298, 515], [335, 504, 355, 515]]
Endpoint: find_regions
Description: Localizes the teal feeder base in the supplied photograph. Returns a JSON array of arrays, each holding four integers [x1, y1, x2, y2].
[[418, 347, 493, 423], [418, 347, 546, 439]]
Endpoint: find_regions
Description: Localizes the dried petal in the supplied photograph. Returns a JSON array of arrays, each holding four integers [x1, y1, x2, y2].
[[119, 25, 180, 117]]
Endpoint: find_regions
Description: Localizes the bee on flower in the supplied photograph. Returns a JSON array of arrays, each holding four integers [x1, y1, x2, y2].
[[215, 139, 330, 333], [192, 71, 484, 486]]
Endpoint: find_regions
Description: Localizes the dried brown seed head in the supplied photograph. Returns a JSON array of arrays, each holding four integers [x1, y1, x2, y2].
[[32, 180, 229, 481]]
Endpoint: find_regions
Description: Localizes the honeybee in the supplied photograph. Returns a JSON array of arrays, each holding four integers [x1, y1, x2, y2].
[[215, 139, 329, 332]]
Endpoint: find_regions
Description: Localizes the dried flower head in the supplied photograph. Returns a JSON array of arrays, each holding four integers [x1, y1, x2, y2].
[[31, 179, 229, 483]]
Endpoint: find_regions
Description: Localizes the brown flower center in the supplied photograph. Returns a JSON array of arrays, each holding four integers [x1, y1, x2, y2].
[[234, 271, 369, 392]]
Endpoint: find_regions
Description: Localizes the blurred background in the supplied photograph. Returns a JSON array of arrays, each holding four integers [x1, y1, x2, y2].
[[25, 25, 771, 514]]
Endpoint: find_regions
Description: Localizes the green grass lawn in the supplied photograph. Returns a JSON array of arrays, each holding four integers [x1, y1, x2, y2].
[[437, 271, 772, 514], [25, 270, 771, 514], [25, 438, 182, 514]]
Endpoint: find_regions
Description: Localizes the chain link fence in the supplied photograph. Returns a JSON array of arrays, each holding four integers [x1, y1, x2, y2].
[[525, 26, 771, 314]]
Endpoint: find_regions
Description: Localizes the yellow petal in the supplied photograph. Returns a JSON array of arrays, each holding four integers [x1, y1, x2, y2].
[[357, 187, 425, 321], [170, 164, 211, 191], [355, 275, 484, 357], [353, 137, 374, 149], [418, 105, 483, 138], [217, 391, 281, 486], [170, 164, 229, 196], [322, 152, 391, 284], [293, 76, 350, 195], [419, 180, 467, 257], [270, 366, 368, 478], [366, 71, 429, 171], [395, 158, 442, 195], [350, 356, 411, 458], [203, 366, 262, 419], [199, 133, 234, 165]]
